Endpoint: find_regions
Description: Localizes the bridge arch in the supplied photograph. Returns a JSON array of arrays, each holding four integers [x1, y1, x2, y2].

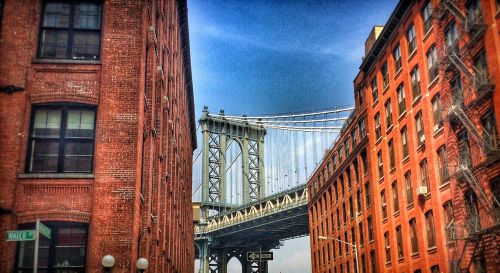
[[226, 138, 243, 205]]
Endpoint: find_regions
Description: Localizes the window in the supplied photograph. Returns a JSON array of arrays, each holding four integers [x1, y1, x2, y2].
[[385, 100, 393, 129], [410, 218, 419, 253], [393, 44, 402, 72], [392, 181, 399, 213], [338, 236, 342, 255], [427, 45, 438, 82], [357, 190, 362, 213], [344, 138, 350, 157], [342, 202, 347, 224], [467, 0, 483, 25], [443, 200, 454, 243], [351, 129, 357, 146], [375, 112, 381, 140], [370, 250, 376, 273], [482, 111, 499, 148], [397, 84, 406, 116], [358, 87, 364, 107], [381, 190, 387, 219], [401, 126, 409, 159], [39, 1, 102, 59], [415, 111, 425, 146], [353, 159, 359, 183], [333, 155, 337, 170], [384, 231, 391, 263], [465, 191, 481, 233], [336, 208, 341, 229], [388, 139, 395, 170], [451, 76, 463, 106], [359, 118, 366, 138], [405, 171, 414, 205], [382, 62, 389, 89], [347, 169, 352, 189], [371, 77, 379, 103], [420, 159, 429, 189], [351, 227, 356, 249], [349, 196, 354, 219], [365, 182, 371, 206], [432, 94, 443, 131], [377, 151, 383, 179], [344, 231, 348, 253], [445, 21, 459, 50], [396, 225, 404, 259], [407, 24, 417, 54], [473, 50, 489, 88], [437, 146, 448, 184], [411, 66, 421, 100], [368, 216, 374, 241], [338, 147, 343, 162], [15, 222, 88, 272], [361, 255, 366, 273], [359, 222, 364, 245], [334, 181, 339, 200], [27, 105, 96, 173], [361, 150, 368, 176], [422, 1, 433, 33], [425, 210, 436, 248]]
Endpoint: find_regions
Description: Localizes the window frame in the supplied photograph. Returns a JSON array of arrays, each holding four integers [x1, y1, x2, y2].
[[426, 45, 439, 82], [422, 1, 433, 34], [26, 104, 97, 173], [37, 0, 103, 60], [396, 83, 406, 116], [14, 221, 89, 272], [406, 24, 417, 54], [431, 94, 443, 131], [385, 99, 393, 129], [401, 126, 409, 159], [393, 44, 402, 72], [411, 66, 421, 100]]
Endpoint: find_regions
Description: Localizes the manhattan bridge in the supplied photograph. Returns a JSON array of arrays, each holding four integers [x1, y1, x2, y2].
[[192, 105, 354, 273]]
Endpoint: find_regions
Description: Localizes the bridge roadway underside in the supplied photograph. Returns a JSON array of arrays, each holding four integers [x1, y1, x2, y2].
[[209, 204, 309, 250]]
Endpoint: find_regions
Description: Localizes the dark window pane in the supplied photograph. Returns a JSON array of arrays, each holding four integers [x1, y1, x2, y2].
[[39, 29, 69, 58], [74, 2, 102, 29], [30, 140, 60, 172], [43, 2, 70, 27], [64, 141, 93, 172], [72, 31, 100, 59]]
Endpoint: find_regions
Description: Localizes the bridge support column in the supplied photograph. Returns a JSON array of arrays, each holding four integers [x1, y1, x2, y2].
[[242, 131, 250, 203], [219, 130, 227, 204], [258, 132, 265, 198], [196, 240, 210, 273]]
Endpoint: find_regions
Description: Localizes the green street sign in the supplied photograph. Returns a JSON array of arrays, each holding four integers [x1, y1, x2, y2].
[[39, 222, 51, 239], [6, 230, 36, 241]]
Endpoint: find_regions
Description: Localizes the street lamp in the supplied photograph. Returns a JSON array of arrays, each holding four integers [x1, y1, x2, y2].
[[319, 235, 359, 273], [136, 258, 149, 273], [101, 255, 115, 272]]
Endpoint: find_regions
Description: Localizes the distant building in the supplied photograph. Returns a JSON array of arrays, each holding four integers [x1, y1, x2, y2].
[[308, 0, 499, 272], [0, 1, 196, 273]]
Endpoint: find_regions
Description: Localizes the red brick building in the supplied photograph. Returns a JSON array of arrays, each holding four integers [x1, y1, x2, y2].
[[0, 1, 197, 273], [308, 0, 500, 272]]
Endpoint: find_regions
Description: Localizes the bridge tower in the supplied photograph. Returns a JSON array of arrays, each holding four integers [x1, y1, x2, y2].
[[197, 106, 268, 273], [200, 106, 266, 208]]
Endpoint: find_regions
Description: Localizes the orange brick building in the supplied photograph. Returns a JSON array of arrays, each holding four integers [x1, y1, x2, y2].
[[308, 0, 499, 273], [0, 1, 196, 273]]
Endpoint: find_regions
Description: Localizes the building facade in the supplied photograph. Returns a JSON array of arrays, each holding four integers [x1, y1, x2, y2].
[[308, 0, 499, 272], [0, 1, 197, 273]]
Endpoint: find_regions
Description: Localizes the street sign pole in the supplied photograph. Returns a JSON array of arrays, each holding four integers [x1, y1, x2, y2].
[[33, 219, 40, 273], [259, 246, 262, 273]]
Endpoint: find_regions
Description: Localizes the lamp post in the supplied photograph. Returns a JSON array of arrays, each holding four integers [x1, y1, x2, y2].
[[101, 255, 115, 272], [318, 235, 359, 273], [136, 258, 149, 273]]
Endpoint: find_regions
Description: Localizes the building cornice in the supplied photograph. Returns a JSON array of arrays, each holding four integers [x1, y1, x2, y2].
[[359, 0, 415, 72], [177, 0, 197, 149]]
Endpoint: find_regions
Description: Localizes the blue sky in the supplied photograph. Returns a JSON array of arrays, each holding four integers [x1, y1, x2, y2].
[[188, 0, 397, 272]]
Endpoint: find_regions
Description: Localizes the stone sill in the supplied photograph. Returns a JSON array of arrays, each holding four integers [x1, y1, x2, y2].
[[19, 173, 95, 179], [32, 58, 101, 65]]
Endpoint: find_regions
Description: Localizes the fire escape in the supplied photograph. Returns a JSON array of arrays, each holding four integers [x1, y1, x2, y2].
[[434, 1, 500, 273]]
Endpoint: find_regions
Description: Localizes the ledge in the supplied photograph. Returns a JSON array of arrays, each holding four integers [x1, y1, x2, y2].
[[406, 203, 414, 210], [427, 76, 439, 90], [32, 58, 101, 65], [407, 49, 417, 62], [412, 95, 422, 107], [19, 173, 95, 179], [439, 181, 451, 191], [427, 246, 438, 254], [423, 26, 434, 42], [394, 68, 403, 79], [433, 126, 444, 138], [411, 252, 419, 259], [402, 155, 410, 165], [398, 111, 407, 122]]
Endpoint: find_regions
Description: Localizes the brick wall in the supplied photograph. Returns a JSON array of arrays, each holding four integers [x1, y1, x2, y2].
[[0, 1, 195, 272]]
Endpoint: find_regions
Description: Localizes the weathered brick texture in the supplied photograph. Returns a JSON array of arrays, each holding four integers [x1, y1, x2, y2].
[[0, 1, 196, 273]]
